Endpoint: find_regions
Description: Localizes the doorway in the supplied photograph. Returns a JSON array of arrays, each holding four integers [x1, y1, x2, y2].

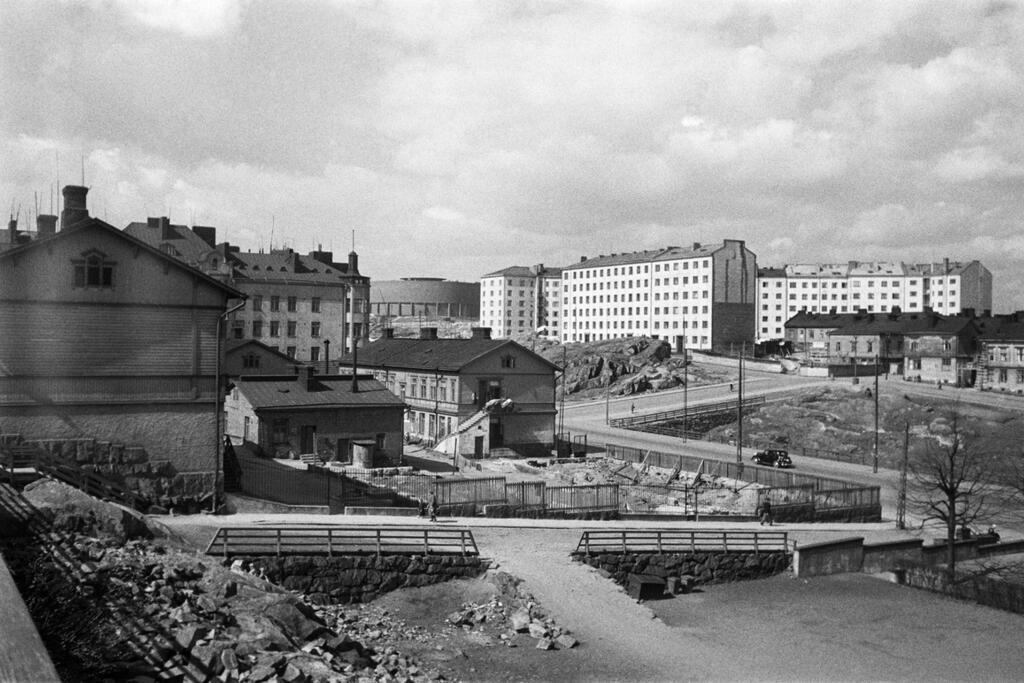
[[299, 425, 316, 454]]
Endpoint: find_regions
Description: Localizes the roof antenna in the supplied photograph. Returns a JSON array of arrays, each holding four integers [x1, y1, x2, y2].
[[55, 150, 60, 217], [270, 214, 275, 251], [81, 153, 85, 186], [351, 229, 355, 252]]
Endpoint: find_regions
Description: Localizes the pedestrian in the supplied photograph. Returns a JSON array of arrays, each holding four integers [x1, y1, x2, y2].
[[429, 492, 438, 522], [631, 403, 636, 414], [729, 383, 734, 392], [759, 498, 773, 526]]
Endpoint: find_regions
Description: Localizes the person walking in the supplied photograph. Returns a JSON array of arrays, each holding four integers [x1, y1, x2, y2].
[[759, 498, 773, 526], [428, 492, 438, 522]]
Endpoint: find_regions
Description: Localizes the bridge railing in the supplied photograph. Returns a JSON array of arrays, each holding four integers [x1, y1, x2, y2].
[[575, 528, 789, 555], [609, 395, 766, 428], [204, 525, 480, 558]]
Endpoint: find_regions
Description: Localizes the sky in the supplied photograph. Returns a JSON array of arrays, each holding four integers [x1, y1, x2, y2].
[[2, 0, 1024, 311]]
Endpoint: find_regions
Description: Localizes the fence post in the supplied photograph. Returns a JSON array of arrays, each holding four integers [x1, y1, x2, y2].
[[690, 530, 695, 553], [423, 528, 429, 555], [584, 532, 591, 557], [621, 530, 626, 554], [222, 528, 228, 558], [656, 530, 662, 554], [722, 530, 728, 553], [754, 532, 760, 555], [327, 528, 333, 557], [276, 528, 282, 557], [376, 529, 382, 557], [460, 530, 467, 557]]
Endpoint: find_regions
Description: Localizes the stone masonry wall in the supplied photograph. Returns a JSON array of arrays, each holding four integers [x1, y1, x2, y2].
[[572, 550, 790, 588], [242, 554, 492, 605]]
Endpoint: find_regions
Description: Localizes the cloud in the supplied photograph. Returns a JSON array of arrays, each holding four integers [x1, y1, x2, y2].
[[109, 0, 243, 38]]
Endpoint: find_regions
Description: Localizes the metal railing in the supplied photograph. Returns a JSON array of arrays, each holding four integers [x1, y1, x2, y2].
[[204, 525, 480, 558], [609, 395, 767, 428], [574, 528, 789, 555]]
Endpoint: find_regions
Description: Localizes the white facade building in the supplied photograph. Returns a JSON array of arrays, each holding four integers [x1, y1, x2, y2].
[[560, 240, 756, 352], [757, 259, 993, 340], [479, 264, 563, 339]]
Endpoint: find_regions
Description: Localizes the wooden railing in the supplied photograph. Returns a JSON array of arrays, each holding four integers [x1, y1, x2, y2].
[[574, 528, 789, 555], [204, 525, 480, 558]]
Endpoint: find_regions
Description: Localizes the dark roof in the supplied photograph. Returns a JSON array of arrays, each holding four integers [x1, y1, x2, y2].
[[235, 375, 405, 410], [228, 250, 358, 284], [977, 320, 1024, 341], [124, 220, 216, 266], [562, 242, 728, 271], [0, 216, 243, 298], [341, 338, 560, 373], [480, 265, 564, 278], [785, 312, 863, 329], [829, 312, 974, 336], [226, 339, 309, 365]]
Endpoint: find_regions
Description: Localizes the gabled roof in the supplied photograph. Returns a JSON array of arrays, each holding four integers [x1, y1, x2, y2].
[[0, 215, 243, 298], [226, 339, 309, 366], [976, 320, 1024, 341], [562, 242, 730, 271], [228, 250, 358, 284], [124, 220, 216, 266], [341, 338, 560, 373], [828, 312, 974, 337], [235, 375, 405, 410], [785, 311, 862, 329], [481, 265, 564, 278]]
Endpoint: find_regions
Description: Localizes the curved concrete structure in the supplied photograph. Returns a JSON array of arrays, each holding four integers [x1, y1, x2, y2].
[[371, 279, 480, 319]]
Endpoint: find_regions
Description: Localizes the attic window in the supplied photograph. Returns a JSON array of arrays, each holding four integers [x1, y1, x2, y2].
[[73, 250, 115, 288], [501, 354, 516, 369]]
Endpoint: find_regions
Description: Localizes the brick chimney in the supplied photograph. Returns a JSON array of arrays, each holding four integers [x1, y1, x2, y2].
[[36, 214, 57, 237], [348, 250, 359, 274], [470, 327, 492, 340], [419, 327, 438, 340], [60, 185, 89, 230]]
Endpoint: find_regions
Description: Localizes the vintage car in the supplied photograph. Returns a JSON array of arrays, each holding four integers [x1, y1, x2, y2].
[[752, 449, 793, 468]]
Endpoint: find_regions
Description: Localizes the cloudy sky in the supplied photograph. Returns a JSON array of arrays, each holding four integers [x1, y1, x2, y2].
[[3, 0, 1024, 310]]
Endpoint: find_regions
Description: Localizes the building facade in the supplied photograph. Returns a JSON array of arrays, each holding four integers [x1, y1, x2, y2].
[[757, 259, 993, 340], [0, 186, 243, 503], [126, 220, 371, 360], [560, 240, 757, 352], [479, 264, 564, 339], [371, 278, 480, 320], [348, 327, 559, 457], [976, 316, 1024, 392], [225, 370, 405, 464]]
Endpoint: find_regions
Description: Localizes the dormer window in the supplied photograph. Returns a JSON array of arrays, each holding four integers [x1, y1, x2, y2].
[[73, 250, 115, 288]]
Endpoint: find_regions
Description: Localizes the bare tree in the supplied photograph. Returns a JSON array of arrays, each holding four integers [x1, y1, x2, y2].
[[908, 413, 996, 584]]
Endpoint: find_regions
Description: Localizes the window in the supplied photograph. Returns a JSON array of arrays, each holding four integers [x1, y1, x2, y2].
[[287, 321, 297, 337], [242, 353, 260, 369], [286, 346, 296, 358], [270, 296, 280, 312], [501, 354, 517, 369], [252, 321, 263, 337], [311, 297, 321, 313], [287, 296, 297, 312], [271, 419, 288, 446], [252, 295, 263, 311], [311, 322, 321, 338], [310, 346, 320, 362], [73, 251, 115, 288], [269, 321, 280, 337], [231, 322, 243, 339], [941, 357, 951, 367]]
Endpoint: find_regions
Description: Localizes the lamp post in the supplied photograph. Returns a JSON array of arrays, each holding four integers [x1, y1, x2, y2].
[[873, 352, 880, 473], [736, 344, 744, 465]]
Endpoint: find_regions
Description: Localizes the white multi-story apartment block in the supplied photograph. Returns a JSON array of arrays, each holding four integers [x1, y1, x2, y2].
[[757, 259, 993, 340], [560, 240, 756, 352], [479, 264, 563, 339]]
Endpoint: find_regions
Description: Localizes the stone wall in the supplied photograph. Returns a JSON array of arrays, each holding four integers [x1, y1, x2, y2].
[[571, 550, 790, 588], [240, 554, 492, 604]]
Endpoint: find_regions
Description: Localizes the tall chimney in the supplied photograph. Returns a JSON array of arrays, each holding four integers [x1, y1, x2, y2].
[[348, 250, 359, 274], [60, 185, 89, 230], [351, 340, 359, 393], [7, 218, 15, 244], [323, 339, 330, 375], [36, 214, 57, 237]]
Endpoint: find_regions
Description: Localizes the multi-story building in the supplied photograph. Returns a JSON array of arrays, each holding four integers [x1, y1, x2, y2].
[[371, 278, 480, 321], [976, 314, 1024, 392], [479, 264, 564, 339], [559, 240, 756, 352], [347, 326, 559, 458], [126, 219, 370, 360], [0, 186, 243, 504], [757, 259, 993, 340]]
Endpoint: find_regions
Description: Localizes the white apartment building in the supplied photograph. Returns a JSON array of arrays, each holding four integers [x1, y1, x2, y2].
[[560, 240, 757, 352], [479, 264, 563, 339], [757, 259, 993, 340]]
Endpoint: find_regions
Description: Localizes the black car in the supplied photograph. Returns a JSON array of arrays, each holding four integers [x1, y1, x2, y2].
[[752, 449, 792, 468]]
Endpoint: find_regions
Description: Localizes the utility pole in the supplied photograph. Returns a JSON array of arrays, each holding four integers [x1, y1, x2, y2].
[[558, 344, 567, 442], [682, 334, 688, 442], [605, 382, 610, 425], [736, 344, 744, 465], [896, 421, 909, 529], [873, 353, 880, 473]]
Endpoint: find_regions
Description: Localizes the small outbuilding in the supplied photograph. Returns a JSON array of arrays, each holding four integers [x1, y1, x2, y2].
[[226, 368, 406, 466]]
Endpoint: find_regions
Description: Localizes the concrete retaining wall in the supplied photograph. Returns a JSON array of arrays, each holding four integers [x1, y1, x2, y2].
[[571, 550, 790, 588], [792, 537, 865, 577], [794, 536, 1013, 578], [241, 554, 491, 604]]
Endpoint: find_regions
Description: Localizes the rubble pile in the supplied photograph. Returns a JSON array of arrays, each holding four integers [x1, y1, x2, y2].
[[5, 527, 454, 682], [443, 571, 579, 652]]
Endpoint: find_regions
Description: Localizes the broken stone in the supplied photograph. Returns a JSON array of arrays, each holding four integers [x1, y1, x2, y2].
[[556, 634, 579, 649], [535, 638, 555, 650]]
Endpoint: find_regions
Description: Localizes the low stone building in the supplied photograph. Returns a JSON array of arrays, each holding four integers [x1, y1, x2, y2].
[[225, 369, 405, 465]]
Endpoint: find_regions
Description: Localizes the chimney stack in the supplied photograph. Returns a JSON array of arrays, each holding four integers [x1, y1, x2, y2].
[[7, 217, 16, 244], [60, 185, 89, 230], [36, 214, 57, 237], [192, 225, 216, 247], [323, 339, 330, 375], [419, 327, 439, 340], [348, 250, 359, 274], [692, 242, 700, 250]]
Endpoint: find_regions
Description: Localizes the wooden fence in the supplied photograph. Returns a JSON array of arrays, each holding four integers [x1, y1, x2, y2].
[[575, 528, 789, 555], [204, 526, 480, 558], [609, 395, 767, 428], [545, 484, 619, 512]]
